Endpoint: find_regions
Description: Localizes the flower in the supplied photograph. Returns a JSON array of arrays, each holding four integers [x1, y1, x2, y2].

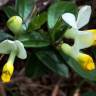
[[62, 5, 95, 54], [7, 16, 23, 35], [0, 40, 27, 83], [61, 43, 95, 71], [61, 5, 96, 70], [77, 53, 95, 71]]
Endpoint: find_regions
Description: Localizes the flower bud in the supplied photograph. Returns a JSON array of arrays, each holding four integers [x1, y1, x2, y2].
[[77, 53, 95, 71], [1, 62, 14, 83], [7, 16, 23, 35]]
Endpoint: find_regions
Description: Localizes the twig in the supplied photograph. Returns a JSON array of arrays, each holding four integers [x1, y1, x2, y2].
[[52, 85, 59, 96], [73, 89, 80, 96], [52, 78, 63, 96]]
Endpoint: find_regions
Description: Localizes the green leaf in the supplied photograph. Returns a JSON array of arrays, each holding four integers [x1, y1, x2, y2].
[[18, 31, 50, 48], [48, 1, 77, 29], [3, 6, 18, 18], [82, 91, 96, 96], [26, 53, 49, 78], [0, 31, 13, 42], [61, 53, 96, 81], [36, 51, 69, 77], [22, 40, 50, 48], [28, 12, 47, 31], [51, 19, 67, 42], [15, 0, 36, 20]]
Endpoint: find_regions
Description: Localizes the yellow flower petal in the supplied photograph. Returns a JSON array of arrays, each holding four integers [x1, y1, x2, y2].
[[77, 53, 95, 71], [87, 29, 96, 45], [1, 71, 11, 83], [1, 62, 14, 83]]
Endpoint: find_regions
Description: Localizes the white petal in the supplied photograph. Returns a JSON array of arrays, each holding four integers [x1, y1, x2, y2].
[[71, 46, 80, 57], [0, 40, 17, 54], [73, 31, 93, 50], [15, 40, 27, 59], [0, 40, 27, 59], [77, 5, 91, 29], [62, 13, 77, 28]]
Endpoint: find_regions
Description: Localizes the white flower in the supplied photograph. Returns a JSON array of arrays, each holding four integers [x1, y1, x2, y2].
[[0, 40, 27, 82], [0, 40, 27, 59], [62, 5, 94, 54]]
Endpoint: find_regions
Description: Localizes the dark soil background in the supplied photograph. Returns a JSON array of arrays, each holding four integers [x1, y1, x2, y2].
[[0, 0, 96, 96]]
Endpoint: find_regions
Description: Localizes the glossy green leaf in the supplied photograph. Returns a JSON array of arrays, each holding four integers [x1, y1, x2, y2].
[[22, 40, 50, 48], [15, 0, 36, 20], [48, 1, 77, 29], [18, 31, 50, 48], [36, 51, 69, 77], [51, 19, 67, 42], [3, 6, 18, 18], [61, 52, 96, 81], [0, 31, 13, 42], [26, 53, 49, 78], [28, 12, 47, 31]]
